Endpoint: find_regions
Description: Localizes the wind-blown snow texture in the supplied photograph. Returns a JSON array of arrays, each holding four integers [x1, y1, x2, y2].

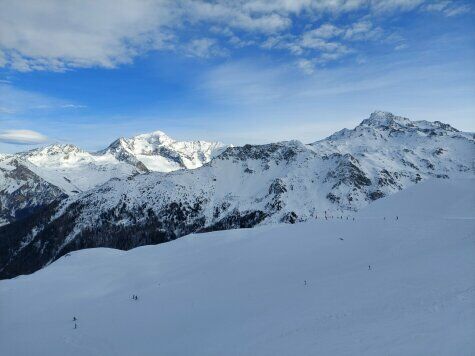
[[0, 132, 226, 224], [0, 111, 473, 279], [1, 178, 474, 356]]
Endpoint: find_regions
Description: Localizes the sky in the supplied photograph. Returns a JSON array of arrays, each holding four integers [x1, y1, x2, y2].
[[0, 0, 474, 153]]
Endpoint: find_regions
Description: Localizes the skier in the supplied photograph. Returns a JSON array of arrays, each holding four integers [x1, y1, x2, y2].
[[396, 216, 399, 220], [368, 265, 371, 270], [73, 316, 77, 322], [304, 280, 307, 286], [74, 323, 77, 329]]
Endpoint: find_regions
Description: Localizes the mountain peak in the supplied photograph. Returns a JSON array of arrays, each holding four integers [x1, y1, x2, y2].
[[133, 130, 173, 142], [360, 111, 412, 128]]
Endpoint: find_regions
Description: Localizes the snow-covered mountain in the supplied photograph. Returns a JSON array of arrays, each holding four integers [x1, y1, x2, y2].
[[0, 132, 226, 224], [1, 178, 474, 355], [1, 111, 473, 279], [100, 130, 227, 172]]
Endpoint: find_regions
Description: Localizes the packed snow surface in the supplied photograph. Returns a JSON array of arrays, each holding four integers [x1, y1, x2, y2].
[[1, 178, 474, 355]]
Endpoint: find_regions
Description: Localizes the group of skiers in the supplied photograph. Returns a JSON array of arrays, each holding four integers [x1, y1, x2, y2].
[[72, 294, 140, 329], [315, 212, 356, 220], [316, 212, 399, 221]]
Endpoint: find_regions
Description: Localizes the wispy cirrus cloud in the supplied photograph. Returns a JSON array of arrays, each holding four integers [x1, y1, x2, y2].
[[423, 1, 471, 16]]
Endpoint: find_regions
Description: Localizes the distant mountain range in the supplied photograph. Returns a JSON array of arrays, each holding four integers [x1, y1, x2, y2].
[[0, 131, 227, 225], [1, 111, 474, 279]]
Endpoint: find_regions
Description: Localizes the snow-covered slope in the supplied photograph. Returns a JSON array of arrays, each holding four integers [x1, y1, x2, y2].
[[1, 178, 473, 355], [1, 111, 473, 278]]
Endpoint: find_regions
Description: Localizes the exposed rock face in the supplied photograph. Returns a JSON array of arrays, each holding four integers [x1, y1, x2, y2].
[[0, 159, 64, 226]]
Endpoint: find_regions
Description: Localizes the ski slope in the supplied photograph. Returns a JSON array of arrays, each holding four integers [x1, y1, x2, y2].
[[1, 178, 474, 355]]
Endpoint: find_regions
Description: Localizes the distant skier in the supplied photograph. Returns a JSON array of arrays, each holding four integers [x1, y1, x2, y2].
[[396, 216, 399, 220], [74, 323, 77, 329], [304, 280, 307, 286], [73, 316, 77, 321], [368, 265, 371, 270]]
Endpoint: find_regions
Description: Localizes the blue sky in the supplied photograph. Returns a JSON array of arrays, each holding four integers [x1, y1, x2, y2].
[[0, 0, 474, 153]]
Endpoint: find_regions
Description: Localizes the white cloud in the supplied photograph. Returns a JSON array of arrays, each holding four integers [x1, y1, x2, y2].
[[343, 21, 383, 41], [297, 59, 316, 74], [184, 38, 228, 58], [266, 20, 384, 69], [305, 24, 343, 39], [371, 0, 425, 13], [60, 104, 87, 109], [424, 1, 471, 16], [0, 0, 175, 71], [394, 43, 408, 51], [0, 0, 297, 71], [0, 129, 48, 144]]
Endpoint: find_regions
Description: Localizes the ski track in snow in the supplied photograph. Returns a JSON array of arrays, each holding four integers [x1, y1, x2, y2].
[[1, 178, 474, 356]]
